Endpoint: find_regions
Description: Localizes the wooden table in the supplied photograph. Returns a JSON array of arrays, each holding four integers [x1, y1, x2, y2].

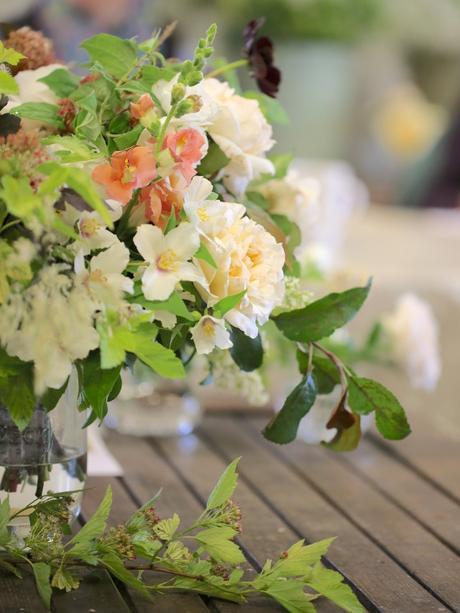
[[2, 412, 460, 612]]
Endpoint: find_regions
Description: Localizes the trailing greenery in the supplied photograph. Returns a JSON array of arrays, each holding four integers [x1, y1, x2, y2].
[[0, 459, 363, 612]]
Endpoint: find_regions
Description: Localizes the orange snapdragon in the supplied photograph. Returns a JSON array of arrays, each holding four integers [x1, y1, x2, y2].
[[140, 171, 185, 227], [165, 128, 206, 183], [92, 146, 157, 205]]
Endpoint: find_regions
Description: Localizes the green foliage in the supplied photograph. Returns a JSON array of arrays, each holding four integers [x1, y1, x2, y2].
[[38, 69, 79, 98], [0, 348, 35, 430], [347, 376, 410, 440], [272, 281, 371, 343], [243, 91, 289, 125], [77, 352, 121, 421], [230, 327, 263, 372], [10, 102, 64, 128], [0, 41, 25, 66], [0, 72, 19, 96], [195, 243, 217, 268], [213, 291, 246, 318], [81, 34, 137, 79], [0, 459, 362, 612], [198, 140, 230, 176], [264, 374, 317, 444]]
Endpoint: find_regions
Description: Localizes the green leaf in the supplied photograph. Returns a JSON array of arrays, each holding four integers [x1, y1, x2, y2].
[[264, 578, 316, 613], [213, 291, 246, 318], [264, 374, 317, 444], [42, 135, 100, 163], [0, 71, 19, 95], [206, 458, 240, 510], [195, 527, 245, 564], [271, 538, 335, 577], [306, 562, 364, 613], [0, 373, 35, 431], [347, 376, 411, 440], [130, 291, 195, 322], [270, 153, 294, 179], [0, 498, 11, 545], [198, 141, 229, 176], [243, 91, 289, 125], [81, 34, 137, 79], [153, 513, 180, 541], [32, 562, 52, 609], [68, 486, 112, 556], [194, 243, 217, 268], [0, 176, 42, 219], [310, 354, 340, 394], [51, 567, 80, 592], [113, 124, 143, 150], [101, 553, 151, 597], [79, 352, 121, 420], [38, 68, 79, 97], [230, 327, 263, 372], [126, 325, 185, 379], [141, 65, 177, 88], [272, 281, 371, 343], [0, 42, 25, 66], [41, 378, 69, 411], [10, 102, 63, 128]]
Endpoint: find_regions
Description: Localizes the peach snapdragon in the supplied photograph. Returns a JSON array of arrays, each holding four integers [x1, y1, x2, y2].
[[92, 146, 157, 205]]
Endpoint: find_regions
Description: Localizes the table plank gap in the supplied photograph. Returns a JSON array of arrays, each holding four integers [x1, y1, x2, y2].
[[369, 432, 460, 505], [332, 437, 460, 555], [243, 415, 459, 612], [199, 415, 450, 613]]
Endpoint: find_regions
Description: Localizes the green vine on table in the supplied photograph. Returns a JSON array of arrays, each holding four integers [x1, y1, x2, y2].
[[0, 459, 363, 612]]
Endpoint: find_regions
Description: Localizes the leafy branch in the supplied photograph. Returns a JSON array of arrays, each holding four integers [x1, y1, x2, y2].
[[0, 459, 363, 612]]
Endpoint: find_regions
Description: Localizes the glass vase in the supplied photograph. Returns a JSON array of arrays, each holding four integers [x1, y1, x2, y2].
[[108, 365, 202, 438], [0, 376, 87, 534]]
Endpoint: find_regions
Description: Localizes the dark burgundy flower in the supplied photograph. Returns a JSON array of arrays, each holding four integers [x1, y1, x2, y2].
[[243, 18, 281, 98]]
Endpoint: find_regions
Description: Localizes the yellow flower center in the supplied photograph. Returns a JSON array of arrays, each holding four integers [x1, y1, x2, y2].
[[197, 207, 209, 222], [89, 269, 107, 284], [157, 249, 178, 272], [229, 263, 242, 278], [79, 217, 100, 238], [121, 159, 137, 184], [202, 319, 215, 337]]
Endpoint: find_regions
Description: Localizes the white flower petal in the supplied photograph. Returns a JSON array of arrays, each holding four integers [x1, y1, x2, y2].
[[165, 222, 200, 260], [141, 265, 178, 301], [134, 224, 165, 264]]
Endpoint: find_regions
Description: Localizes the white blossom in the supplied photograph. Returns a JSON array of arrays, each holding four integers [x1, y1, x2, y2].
[[191, 316, 232, 355]]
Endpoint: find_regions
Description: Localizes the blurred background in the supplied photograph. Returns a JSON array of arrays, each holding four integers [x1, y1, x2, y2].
[[3, 0, 459, 435]]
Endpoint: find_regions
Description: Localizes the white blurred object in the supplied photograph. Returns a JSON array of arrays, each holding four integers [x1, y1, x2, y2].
[[382, 293, 441, 391], [292, 159, 368, 272], [87, 426, 123, 477]]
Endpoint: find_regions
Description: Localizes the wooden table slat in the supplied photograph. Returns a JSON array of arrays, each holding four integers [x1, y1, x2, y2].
[[199, 416, 450, 613]]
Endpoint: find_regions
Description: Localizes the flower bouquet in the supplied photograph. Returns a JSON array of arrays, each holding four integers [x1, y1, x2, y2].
[[0, 21, 411, 523]]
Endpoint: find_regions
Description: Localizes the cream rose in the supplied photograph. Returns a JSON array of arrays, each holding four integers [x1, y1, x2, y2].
[[203, 78, 275, 196], [197, 214, 285, 338]]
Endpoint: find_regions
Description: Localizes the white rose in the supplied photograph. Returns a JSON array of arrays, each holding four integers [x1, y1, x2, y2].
[[203, 78, 275, 196], [197, 214, 285, 338], [3, 64, 63, 129], [258, 169, 320, 259], [382, 293, 441, 391]]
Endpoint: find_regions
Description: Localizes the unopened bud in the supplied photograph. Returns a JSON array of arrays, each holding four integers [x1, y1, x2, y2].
[[171, 82, 186, 104]]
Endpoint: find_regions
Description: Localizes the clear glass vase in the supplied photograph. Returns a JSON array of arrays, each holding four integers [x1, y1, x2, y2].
[[108, 365, 202, 437], [0, 376, 87, 533]]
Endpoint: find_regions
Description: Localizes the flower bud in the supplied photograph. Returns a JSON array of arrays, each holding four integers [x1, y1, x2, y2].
[[171, 82, 186, 104]]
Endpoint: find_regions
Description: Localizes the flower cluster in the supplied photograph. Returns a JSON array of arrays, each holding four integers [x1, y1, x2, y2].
[[0, 22, 412, 451]]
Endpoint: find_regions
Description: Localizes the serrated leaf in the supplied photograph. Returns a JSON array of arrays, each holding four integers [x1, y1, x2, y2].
[[264, 374, 317, 444], [0, 71, 19, 95], [32, 562, 52, 609], [272, 538, 335, 577], [195, 527, 245, 564], [272, 281, 371, 343], [38, 68, 79, 97], [264, 577, 316, 613], [51, 567, 80, 592], [230, 327, 263, 372], [306, 562, 364, 613], [206, 458, 240, 510], [347, 376, 410, 440], [11, 102, 63, 128], [153, 513, 180, 541], [0, 43, 25, 66], [81, 34, 137, 79], [213, 291, 246, 318], [68, 486, 112, 556]]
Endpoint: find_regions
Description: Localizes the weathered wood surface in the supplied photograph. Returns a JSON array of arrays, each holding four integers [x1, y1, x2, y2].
[[1, 412, 459, 612]]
